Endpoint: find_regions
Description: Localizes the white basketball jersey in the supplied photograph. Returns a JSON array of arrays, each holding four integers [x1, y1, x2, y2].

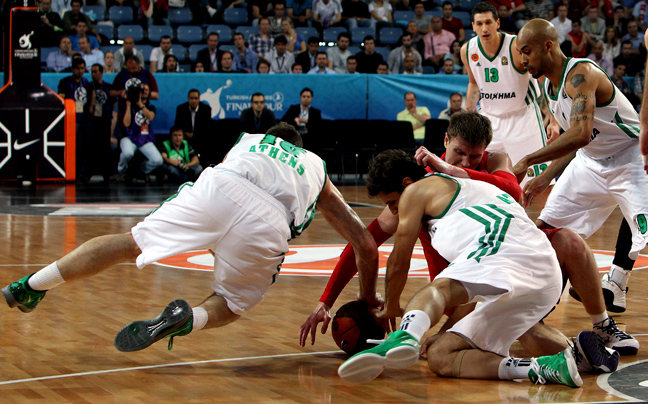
[[425, 174, 549, 265], [217, 133, 327, 238], [543, 58, 640, 160], [466, 33, 540, 115]]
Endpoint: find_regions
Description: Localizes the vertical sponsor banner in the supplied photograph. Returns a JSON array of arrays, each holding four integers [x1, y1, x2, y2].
[[367, 75, 468, 120]]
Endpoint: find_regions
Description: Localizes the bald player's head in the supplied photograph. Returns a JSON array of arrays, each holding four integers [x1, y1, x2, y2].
[[517, 19, 561, 78]]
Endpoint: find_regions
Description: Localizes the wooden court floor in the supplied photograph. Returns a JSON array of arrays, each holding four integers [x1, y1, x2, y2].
[[0, 184, 647, 403]]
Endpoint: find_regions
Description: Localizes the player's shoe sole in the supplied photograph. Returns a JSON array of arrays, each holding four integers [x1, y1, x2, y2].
[[114, 299, 193, 352]]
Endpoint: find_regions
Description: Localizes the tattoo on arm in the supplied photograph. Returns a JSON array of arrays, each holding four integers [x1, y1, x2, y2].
[[570, 91, 595, 123], [570, 74, 586, 88]]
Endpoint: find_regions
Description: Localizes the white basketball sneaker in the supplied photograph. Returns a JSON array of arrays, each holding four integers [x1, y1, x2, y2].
[[593, 317, 639, 356], [601, 273, 627, 313]]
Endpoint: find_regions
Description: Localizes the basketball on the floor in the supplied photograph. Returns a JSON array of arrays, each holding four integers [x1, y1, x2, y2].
[[331, 300, 385, 355]]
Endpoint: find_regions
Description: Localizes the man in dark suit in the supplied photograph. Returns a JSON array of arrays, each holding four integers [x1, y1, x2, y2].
[[295, 37, 320, 73], [174, 89, 213, 152], [281, 87, 322, 149], [196, 32, 223, 73], [240, 93, 277, 134]]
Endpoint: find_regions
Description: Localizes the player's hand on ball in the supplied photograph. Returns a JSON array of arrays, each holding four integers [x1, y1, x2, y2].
[[375, 304, 404, 333], [520, 174, 551, 207], [299, 301, 331, 347]]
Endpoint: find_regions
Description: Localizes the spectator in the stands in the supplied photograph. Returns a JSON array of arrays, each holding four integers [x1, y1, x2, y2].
[[249, 18, 275, 59], [287, 0, 313, 27], [232, 32, 259, 73], [441, 2, 464, 42], [257, 58, 272, 73], [114, 37, 145, 71], [69, 20, 100, 51], [196, 32, 224, 73], [193, 61, 206, 72], [47, 36, 74, 72], [296, 36, 319, 72], [104, 51, 116, 73], [312, 0, 343, 31], [282, 17, 306, 53], [291, 63, 304, 73], [269, 0, 287, 37], [342, 0, 374, 29], [139, 0, 170, 28], [162, 54, 180, 72], [219, 51, 236, 72], [308, 51, 337, 73], [39, 0, 64, 47], [355, 35, 383, 73], [327, 32, 352, 73], [150, 35, 175, 73], [346, 55, 359, 73], [78, 36, 104, 71], [264, 35, 295, 73], [62, 0, 99, 41], [240, 92, 277, 133], [377, 61, 388, 74]]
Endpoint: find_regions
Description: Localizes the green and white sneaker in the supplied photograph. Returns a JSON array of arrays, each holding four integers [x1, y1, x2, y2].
[[114, 299, 193, 352], [2, 273, 46, 313], [338, 330, 420, 383], [528, 348, 583, 388]]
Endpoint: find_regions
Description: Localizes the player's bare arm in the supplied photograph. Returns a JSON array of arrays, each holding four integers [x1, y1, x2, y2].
[[461, 43, 480, 112], [640, 34, 648, 171], [510, 37, 527, 73], [483, 151, 513, 174], [512, 63, 602, 181], [316, 178, 379, 301], [520, 150, 576, 207]]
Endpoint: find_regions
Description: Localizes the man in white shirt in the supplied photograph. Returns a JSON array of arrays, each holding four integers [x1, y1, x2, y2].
[[550, 4, 572, 44], [264, 35, 295, 74], [326, 32, 351, 73], [307, 52, 337, 74], [313, 0, 342, 31], [587, 41, 614, 76], [150, 35, 175, 73]]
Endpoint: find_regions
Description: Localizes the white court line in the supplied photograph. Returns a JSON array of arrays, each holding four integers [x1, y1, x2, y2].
[[597, 358, 648, 402], [0, 350, 341, 386]]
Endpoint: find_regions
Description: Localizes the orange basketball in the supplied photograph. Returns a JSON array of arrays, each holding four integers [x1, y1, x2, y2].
[[331, 301, 385, 355]]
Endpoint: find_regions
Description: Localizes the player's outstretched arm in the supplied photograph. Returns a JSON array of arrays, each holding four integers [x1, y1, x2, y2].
[[512, 64, 598, 181], [316, 179, 379, 304], [460, 43, 480, 112]]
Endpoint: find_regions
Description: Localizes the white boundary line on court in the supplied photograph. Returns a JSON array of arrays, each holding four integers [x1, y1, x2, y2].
[[0, 350, 341, 386]]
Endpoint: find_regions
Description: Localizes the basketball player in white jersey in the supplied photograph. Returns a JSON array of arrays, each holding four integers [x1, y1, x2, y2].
[[513, 20, 648, 318], [337, 150, 581, 388], [1, 123, 380, 353], [640, 34, 648, 173], [461, 2, 549, 187]]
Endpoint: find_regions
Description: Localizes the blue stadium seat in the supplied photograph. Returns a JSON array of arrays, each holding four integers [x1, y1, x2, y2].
[[378, 27, 402, 46], [206, 24, 232, 43], [424, 10, 443, 18], [347, 45, 361, 55], [223, 8, 248, 26], [41, 47, 58, 63], [465, 29, 476, 39], [295, 26, 319, 41], [454, 11, 471, 28], [171, 44, 187, 61], [323, 27, 347, 44], [148, 25, 174, 43], [168, 8, 193, 25], [458, 0, 480, 12], [95, 24, 115, 41], [393, 10, 415, 24], [220, 44, 236, 54], [374, 46, 389, 61], [350, 27, 375, 45], [108, 6, 133, 25], [237, 25, 259, 40], [117, 24, 145, 42], [101, 45, 121, 55], [177, 25, 204, 44], [83, 5, 105, 21], [188, 44, 203, 62], [138, 44, 154, 62]]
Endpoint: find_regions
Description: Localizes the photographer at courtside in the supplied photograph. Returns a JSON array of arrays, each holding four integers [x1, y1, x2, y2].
[[117, 83, 163, 183]]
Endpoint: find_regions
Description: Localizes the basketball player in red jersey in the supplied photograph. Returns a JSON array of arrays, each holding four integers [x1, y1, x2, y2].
[[299, 112, 637, 371]]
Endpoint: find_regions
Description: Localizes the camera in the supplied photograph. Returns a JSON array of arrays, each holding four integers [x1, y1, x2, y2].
[[126, 84, 143, 104]]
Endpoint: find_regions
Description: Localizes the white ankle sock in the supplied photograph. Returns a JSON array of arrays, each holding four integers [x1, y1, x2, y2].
[[399, 310, 431, 341], [498, 357, 536, 380], [590, 311, 608, 326], [28, 262, 65, 291], [609, 265, 631, 288], [192, 307, 208, 331]]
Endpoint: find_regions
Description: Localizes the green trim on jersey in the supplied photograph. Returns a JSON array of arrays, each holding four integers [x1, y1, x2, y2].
[[150, 181, 195, 215], [569, 60, 616, 107], [428, 173, 461, 219], [233, 132, 248, 147], [614, 112, 640, 138], [546, 57, 572, 101], [460, 204, 514, 263], [533, 99, 548, 145], [477, 32, 506, 62], [510, 36, 526, 75]]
